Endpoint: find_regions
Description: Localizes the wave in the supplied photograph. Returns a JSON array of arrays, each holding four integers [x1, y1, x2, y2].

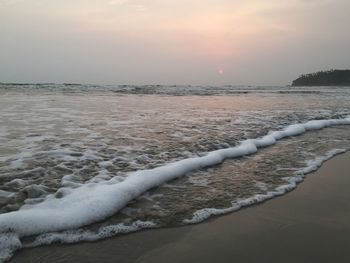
[[14, 148, 345, 251], [0, 117, 350, 262], [1, 83, 349, 96], [184, 148, 345, 223]]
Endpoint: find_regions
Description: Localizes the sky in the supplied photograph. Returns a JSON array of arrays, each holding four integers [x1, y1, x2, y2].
[[0, 0, 349, 85]]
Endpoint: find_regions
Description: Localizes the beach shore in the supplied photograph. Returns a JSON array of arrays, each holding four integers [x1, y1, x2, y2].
[[11, 151, 350, 263]]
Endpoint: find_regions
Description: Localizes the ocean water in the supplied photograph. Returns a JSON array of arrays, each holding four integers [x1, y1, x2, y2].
[[1, 84, 350, 262]]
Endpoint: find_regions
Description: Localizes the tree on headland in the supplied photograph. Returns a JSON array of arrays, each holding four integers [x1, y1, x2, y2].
[[292, 69, 350, 86]]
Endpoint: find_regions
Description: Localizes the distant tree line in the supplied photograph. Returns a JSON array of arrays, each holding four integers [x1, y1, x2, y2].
[[292, 69, 350, 86]]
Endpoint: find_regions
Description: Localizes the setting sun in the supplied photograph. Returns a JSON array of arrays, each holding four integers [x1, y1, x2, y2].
[[218, 68, 225, 75]]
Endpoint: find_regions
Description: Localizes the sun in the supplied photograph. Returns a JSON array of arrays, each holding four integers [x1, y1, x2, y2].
[[217, 68, 224, 75]]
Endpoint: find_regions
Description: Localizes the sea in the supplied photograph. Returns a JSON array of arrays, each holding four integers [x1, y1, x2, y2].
[[1, 83, 350, 262]]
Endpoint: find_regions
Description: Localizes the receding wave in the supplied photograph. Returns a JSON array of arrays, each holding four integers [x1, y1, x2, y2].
[[0, 118, 350, 262]]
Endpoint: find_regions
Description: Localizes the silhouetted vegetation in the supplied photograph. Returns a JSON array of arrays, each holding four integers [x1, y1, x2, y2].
[[292, 69, 350, 86]]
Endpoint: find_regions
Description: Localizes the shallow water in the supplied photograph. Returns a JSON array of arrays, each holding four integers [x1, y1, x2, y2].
[[1, 84, 350, 262]]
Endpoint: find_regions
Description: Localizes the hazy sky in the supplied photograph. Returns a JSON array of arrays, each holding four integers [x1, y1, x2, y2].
[[0, 0, 349, 85]]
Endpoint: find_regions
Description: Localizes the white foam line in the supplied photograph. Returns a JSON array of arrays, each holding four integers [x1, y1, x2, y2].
[[25, 220, 157, 247], [184, 148, 346, 224], [0, 117, 350, 262]]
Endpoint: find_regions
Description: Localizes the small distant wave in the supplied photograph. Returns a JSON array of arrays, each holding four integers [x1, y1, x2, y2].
[[0, 117, 350, 262], [0, 83, 348, 96]]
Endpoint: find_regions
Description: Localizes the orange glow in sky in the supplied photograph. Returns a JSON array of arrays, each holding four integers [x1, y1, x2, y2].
[[1, 0, 349, 85]]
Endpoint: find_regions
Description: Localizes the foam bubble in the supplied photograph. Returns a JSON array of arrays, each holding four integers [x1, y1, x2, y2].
[[0, 233, 21, 263]]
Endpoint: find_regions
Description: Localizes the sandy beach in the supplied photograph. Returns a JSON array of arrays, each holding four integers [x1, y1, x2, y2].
[[10, 151, 350, 263]]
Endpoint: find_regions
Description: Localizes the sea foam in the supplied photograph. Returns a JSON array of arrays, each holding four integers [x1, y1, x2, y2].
[[0, 117, 350, 262], [184, 148, 346, 223]]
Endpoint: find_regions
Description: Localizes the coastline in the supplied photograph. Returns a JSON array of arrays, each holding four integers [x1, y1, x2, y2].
[[11, 151, 350, 263]]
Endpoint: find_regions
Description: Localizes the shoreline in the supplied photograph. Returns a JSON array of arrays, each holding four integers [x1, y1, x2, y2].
[[11, 151, 350, 263]]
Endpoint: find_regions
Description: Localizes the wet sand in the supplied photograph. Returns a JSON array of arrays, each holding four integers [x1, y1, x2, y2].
[[11, 151, 350, 263]]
